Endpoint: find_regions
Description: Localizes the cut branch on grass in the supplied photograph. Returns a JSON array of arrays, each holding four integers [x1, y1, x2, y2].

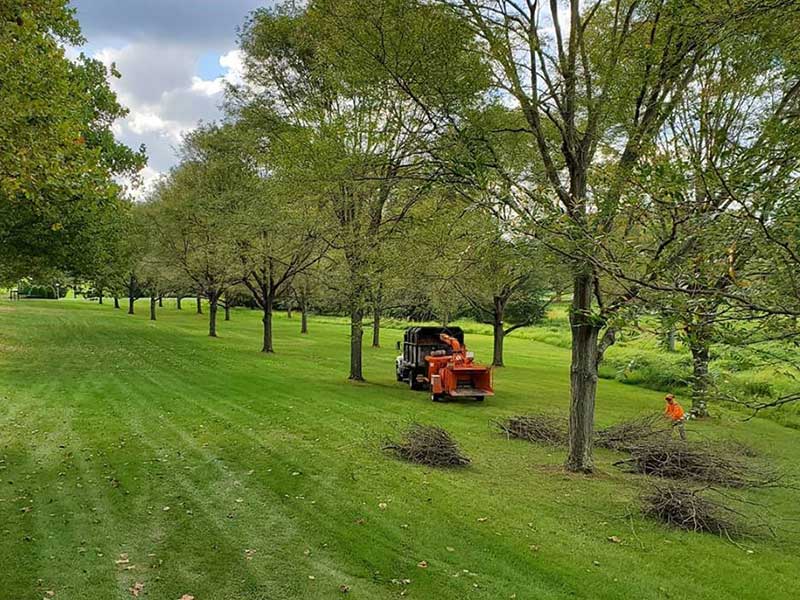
[[615, 440, 781, 488], [595, 413, 672, 452], [493, 414, 568, 446], [641, 483, 745, 537], [383, 423, 470, 467]]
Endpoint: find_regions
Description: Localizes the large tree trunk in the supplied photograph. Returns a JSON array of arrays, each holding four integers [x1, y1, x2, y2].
[[158, 296, 163, 308], [262, 294, 274, 353], [196, 295, 203, 314], [689, 340, 711, 417], [349, 306, 364, 381], [149, 295, 157, 321], [208, 292, 218, 337], [176, 296, 182, 310], [300, 299, 308, 334], [224, 303, 231, 321], [565, 272, 601, 473], [127, 275, 136, 314], [492, 319, 505, 367], [492, 297, 506, 367], [372, 305, 381, 348], [98, 291, 103, 305], [113, 296, 120, 309]]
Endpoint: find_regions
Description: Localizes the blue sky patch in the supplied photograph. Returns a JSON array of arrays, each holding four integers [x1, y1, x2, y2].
[[196, 52, 225, 80]]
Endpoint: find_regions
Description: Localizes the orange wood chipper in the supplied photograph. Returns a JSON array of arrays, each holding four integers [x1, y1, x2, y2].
[[395, 327, 494, 402]]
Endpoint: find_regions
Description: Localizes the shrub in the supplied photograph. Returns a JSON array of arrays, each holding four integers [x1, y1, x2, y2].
[[600, 353, 691, 392]]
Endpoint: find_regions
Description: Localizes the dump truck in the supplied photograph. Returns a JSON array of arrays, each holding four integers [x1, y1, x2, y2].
[[395, 326, 494, 402]]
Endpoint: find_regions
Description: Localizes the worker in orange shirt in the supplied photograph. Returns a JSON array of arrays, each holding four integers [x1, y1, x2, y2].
[[664, 393, 687, 440]]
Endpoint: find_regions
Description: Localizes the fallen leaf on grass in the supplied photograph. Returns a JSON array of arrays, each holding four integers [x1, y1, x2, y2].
[[244, 548, 256, 560], [339, 584, 351, 593], [417, 561, 428, 568], [607, 536, 622, 544], [378, 502, 387, 510], [477, 517, 488, 523], [178, 595, 194, 600], [129, 582, 144, 597]]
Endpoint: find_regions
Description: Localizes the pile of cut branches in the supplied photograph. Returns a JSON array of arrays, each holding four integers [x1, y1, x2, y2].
[[383, 423, 470, 467], [595, 413, 672, 451], [494, 414, 568, 446], [616, 439, 778, 488], [641, 483, 745, 536]]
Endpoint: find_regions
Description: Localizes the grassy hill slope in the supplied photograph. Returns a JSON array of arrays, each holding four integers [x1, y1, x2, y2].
[[1, 300, 798, 599]]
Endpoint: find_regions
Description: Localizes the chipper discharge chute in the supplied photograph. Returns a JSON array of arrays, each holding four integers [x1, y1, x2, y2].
[[395, 327, 494, 402]]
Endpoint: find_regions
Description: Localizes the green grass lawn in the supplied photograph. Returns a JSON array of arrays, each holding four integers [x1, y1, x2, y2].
[[1, 300, 798, 600]]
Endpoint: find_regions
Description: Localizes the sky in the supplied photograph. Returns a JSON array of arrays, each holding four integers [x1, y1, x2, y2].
[[67, 0, 270, 196]]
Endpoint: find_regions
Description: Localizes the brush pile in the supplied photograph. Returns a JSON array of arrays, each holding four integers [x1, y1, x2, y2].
[[616, 439, 777, 488], [641, 483, 743, 536], [494, 414, 568, 445], [595, 413, 672, 451], [383, 423, 471, 467]]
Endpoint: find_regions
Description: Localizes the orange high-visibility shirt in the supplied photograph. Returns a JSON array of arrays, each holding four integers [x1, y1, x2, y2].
[[665, 401, 685, 421]]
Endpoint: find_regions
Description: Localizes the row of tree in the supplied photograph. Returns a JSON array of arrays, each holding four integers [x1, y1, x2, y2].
[[5, 0, 799, 474]]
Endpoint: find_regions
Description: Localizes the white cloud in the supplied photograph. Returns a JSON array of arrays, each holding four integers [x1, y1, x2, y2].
[[220, 49, 246, 86], [191, 76, 225, 97], [127, 111, 168, 135], [63, 1, 269, 198], [87, 44, 246, 185]]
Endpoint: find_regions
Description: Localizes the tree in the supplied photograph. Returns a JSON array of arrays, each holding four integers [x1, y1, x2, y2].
[[238, 174, 327, 354], [622, 12, 800, 415], [149, 126, 247, 337], [457, 234, 552, 367], [232, 1, 450, 379], [341, 0, 795, 471], [0, 0, 144, 283]]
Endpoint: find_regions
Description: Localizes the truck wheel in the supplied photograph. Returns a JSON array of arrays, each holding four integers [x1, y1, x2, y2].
[[431, 393, 445, 402]]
